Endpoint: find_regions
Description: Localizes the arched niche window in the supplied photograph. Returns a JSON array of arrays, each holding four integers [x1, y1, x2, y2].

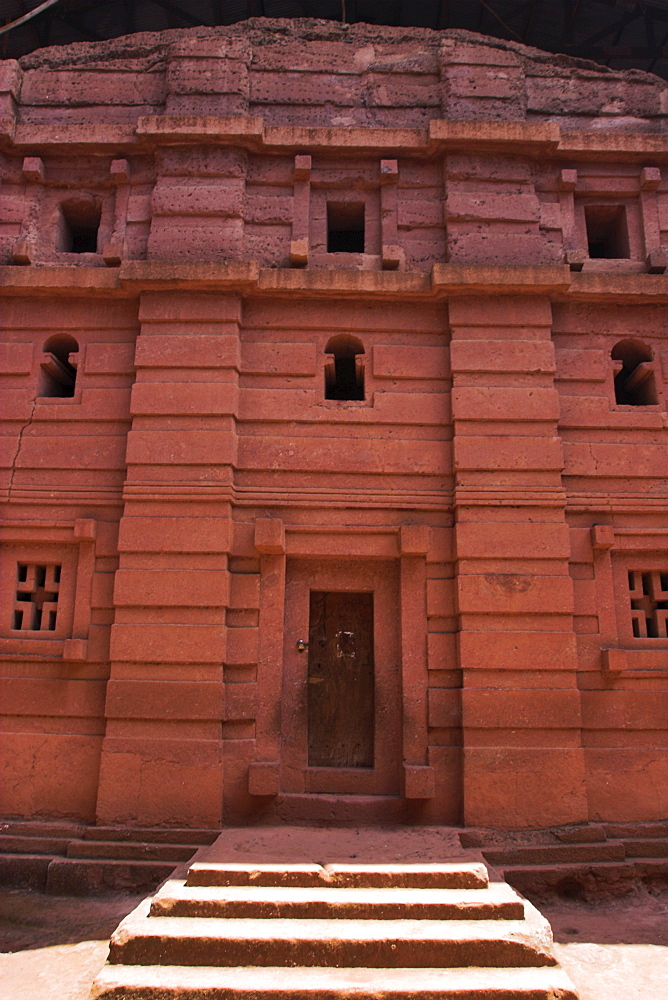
[[611, 339, 657, 406], [324, 335, 365, 401], [39, 334, 79, 398], [58, 196, 101, 254]]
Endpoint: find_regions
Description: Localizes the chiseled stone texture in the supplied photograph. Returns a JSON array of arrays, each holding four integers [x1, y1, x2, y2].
[[0, 19, 666, 832]]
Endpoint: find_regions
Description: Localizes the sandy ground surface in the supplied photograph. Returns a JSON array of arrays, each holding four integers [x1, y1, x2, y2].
[[0, 885, 666, 1000], [543, 891, 668, 1000]]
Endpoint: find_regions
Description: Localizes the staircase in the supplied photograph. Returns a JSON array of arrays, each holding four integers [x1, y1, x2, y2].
[[91, 828, 579, 1000], [0, 819, 218, 894], [461, 821, 668, 900]]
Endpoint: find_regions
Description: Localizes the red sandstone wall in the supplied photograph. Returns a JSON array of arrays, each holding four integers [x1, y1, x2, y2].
[[0, 297, 137, 819], [0, 20, 666, 828]]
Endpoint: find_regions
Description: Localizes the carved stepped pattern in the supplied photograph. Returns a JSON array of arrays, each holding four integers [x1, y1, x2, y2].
[[462, 821, 668, 898], [91, 858, 578, 1000], [0, 819, 217, 894]]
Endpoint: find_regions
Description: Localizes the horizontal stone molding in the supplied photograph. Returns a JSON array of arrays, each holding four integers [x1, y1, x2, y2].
[[3, 263, 666, 304], [602, 648, 668, 677], [7, 114, 668, 161]]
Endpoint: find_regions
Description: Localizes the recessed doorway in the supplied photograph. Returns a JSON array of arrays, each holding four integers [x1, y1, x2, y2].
[[280, 559, 401, 796]]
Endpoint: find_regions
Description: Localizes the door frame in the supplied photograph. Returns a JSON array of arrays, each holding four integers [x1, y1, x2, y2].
[[249, 520, 434, 801], [280, 558, 401, 795]]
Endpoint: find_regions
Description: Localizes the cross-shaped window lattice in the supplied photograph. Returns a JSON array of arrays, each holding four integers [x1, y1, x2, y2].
[[628, 570, 668, 639], [13, 564, 61, 631]]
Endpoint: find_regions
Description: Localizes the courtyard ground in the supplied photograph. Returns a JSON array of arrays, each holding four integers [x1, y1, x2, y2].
[[0, 885, 666, 1000]]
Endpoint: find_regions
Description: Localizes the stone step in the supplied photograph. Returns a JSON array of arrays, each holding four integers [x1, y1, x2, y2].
[[0, 853, 55, 891], [149, 879, 525, 921], [66, 839, 200, 862], [0, 834, 70, 855], [91, 963, 579, 1000], [84, 826, 219, 845], [45, 857, 178, 896], [275, 793, 405, 825], [482, 841, 625, 866], [633, 859, 668, 879], [500, 861, 637, 899], [552, 825, 607, 844], [0, 820, 86, 838], [186, 861, 490, 890], [621, 837, 668, 858], [109, 898, 557, 970], [603, 821, 668, 840]]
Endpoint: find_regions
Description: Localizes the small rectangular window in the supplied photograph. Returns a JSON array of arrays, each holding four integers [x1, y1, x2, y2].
[[585, 205, 630, 259], [61, 199, 101, 254], [327, 202, 365, 253]]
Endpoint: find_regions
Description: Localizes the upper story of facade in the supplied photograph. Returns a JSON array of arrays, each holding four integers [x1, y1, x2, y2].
[[1, 20, 668, 275]]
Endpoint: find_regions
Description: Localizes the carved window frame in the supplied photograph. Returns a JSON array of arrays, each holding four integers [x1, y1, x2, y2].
[[0, 519, 98, 661], [591, 525, 668, 677], [33, 340, 86, 406]]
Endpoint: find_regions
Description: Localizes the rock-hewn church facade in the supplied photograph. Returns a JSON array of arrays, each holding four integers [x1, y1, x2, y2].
[[1, 20, 666, 832]]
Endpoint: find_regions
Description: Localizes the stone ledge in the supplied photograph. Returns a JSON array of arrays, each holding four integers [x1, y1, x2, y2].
[[601, 648, 668, 677], [6, 115, 668, 160], [2, 262, 667, 301]]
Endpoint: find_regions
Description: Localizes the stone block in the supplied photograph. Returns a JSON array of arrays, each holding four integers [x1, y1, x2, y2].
[[248, 761, 280, 796], [646, 250, 667, 273], [109, 624, 225, 663], [130, 381, 238, 417], [105, 680, 224, 720], [294, 155, 312, 179], [381, 244, 403, 270], [452, 386, 559, 422], [559, 168, 578, 191], [640, 166, 661, 190], [428, 689, 462, 729], [254, 518, 285, 555], [242, 342, 316, 376], [134, 335, 238, 370], [462, 689, 582, 730], [22, 156, 45, 182], [95, 738, 223, 827], [11, 239, 33, 265], [400, 525, 430, 556], [585, 749, 668, 822], [591, 524, 615, 551], [373, 344, 449, 379], [403, 764, 435, 799], [225, 628, 259, 666], [450, 340, 555, 374], [114, 569, 229, 608], [290, 238, 308, 266], [62, 639, 88, 661], [464, 748, 588, 828], [459, 631, 578, 672], [380, 158, 398, 182], [456, 521, 570, 560], [454, 435, 564, 473], [0, 342, 32, 374], [103, 240, 126, 265], [110, 158, 130, 182]]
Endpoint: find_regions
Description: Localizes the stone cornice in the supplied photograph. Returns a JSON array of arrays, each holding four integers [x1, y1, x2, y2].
[[2, 261, 668, 303], [3, 115, 668, 161]]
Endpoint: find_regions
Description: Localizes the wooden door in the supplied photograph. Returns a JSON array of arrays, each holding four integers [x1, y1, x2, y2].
[[280, 559, 401, 796], [307, 591, 374, 768]]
